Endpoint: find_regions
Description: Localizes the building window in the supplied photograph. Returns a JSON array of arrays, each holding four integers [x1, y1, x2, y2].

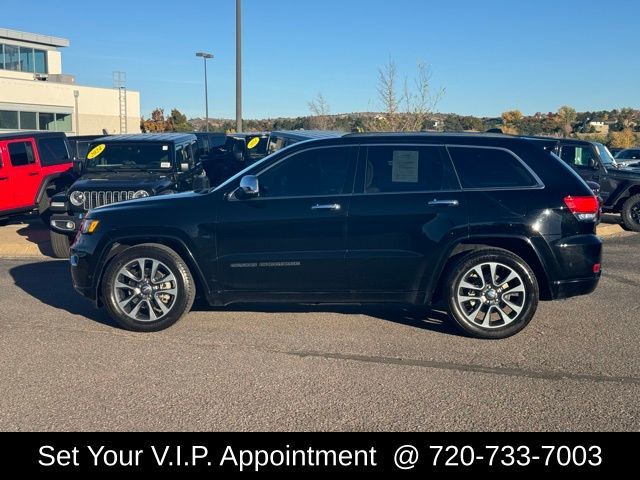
[[34, 49, 47, 74], [55, 113, 72, 132], [19, 111, 37, 130], [19, 47, 34, 72], [0, 110, 19, 129], [38, 112, 55, 131], [3, 44, 19, 71], [0, 44, 48, 74]]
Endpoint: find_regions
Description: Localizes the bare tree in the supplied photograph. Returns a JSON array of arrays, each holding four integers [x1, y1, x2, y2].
[[308, 93, 331, 130], [369, 59, 444, 132]]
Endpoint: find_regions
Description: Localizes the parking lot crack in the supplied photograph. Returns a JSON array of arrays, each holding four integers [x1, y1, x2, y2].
[[279, 349, 640, 386]]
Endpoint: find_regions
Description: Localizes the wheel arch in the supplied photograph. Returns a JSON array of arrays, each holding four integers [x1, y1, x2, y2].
[[427, 235, 553, 304], [95, 235, 210, 307]]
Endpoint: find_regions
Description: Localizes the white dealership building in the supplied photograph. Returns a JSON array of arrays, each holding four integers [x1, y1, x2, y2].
[[0, 27, 140, 135]]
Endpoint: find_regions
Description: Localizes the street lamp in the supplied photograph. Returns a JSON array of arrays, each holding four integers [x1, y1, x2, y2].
[[236, 0, 242, 133], [196, 51, 214, 132]]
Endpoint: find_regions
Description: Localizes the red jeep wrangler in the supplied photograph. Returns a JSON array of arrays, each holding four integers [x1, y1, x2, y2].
[[0, 132, 75, 225]]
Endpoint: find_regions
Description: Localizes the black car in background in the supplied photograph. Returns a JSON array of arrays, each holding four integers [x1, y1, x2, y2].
[[614, 148, 640, 168], [551, 139, 640, 231], [49, 133, 209, 257], [69, 132, 601, 339]]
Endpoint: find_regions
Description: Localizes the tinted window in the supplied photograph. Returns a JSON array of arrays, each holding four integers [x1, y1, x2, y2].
[[560, 145, 598, 168], [364, 146, 458, 193], [38, 137, 71, 166], [8, 141, 36, 167], [259, 147, 353, 197], [86, 143, 173, 170], [449, 146, 538, 189], [617, 149, 640, 160]]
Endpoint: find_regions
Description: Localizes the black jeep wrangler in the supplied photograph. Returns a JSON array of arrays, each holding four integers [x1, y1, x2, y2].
[[551, 139, 640, 231], [49, 133, 209, 257]]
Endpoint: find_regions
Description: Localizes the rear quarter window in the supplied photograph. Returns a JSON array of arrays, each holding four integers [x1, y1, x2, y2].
[[38, 136, 71, 166], [448, 146, 539, 189]]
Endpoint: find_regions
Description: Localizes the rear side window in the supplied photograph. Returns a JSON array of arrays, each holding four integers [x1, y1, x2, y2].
[[364, 145, 458, 193], [448, 146, 538, 189], [560, 145, 597, 168], [8, 141, 36, 167], [38, 136, 71, 166]]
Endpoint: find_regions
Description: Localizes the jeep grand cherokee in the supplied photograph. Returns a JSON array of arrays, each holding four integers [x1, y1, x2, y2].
[[69, 133, 602, 339]]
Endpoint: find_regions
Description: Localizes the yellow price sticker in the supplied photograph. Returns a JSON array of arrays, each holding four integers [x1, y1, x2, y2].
[[247, 137, 260, 149], [86, 144, 106, 159]]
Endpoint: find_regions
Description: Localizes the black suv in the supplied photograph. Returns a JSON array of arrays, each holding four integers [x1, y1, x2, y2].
[[69, 133, 602, 339], [552, 139, 640, 231], [49, 133, 209, 257]]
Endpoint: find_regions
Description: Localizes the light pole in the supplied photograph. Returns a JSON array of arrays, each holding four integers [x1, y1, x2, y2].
[[196, 51, 214, 132], [236, 0, 242, 132], [73, 90, 80, 134]]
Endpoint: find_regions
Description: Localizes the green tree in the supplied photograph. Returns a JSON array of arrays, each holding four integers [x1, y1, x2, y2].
[[556, 106, 577, 137], [168, 108, 192, 132]]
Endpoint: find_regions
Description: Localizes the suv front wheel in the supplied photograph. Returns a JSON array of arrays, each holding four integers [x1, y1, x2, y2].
[[445, 249, 539, 339], [101, 244, 196, 332]]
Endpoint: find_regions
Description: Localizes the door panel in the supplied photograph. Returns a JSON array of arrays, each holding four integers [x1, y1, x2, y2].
[[0, 145, 12, 210], [347, 145, 467, 294], [7, 140, 40, 208], [215, 145, 357, 292]]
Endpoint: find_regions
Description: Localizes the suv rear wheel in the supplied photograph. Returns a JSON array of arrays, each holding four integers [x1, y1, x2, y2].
[[445, 249, 539, 339], [101, 244, 196, 332], [621, 194, 640, 232]]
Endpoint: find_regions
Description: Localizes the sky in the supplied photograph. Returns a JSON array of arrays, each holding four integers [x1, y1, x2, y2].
[[3, 0, 639, 119]]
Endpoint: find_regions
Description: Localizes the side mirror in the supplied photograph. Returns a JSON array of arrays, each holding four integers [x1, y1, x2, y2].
[[238, 175, 259, 198], [590, 159, 600, 170], [72, 159, 85, 176]]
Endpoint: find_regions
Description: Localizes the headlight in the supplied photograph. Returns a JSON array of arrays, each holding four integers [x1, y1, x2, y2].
[[70, 191, 85, 206], [133, 190, 150, 199]]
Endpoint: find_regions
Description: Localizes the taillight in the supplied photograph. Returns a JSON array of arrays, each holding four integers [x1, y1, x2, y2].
[[564, 195, 599, 221]]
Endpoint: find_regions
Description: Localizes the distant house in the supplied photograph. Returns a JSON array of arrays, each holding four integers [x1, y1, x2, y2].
[[588, 121, 609, 134]]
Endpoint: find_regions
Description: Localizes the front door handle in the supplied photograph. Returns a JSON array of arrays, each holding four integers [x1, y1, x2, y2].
[[311, 203, 341, 211], [28, 172, 39, 176], [0, 176, 8, 181], [428, 199, 459, 207]]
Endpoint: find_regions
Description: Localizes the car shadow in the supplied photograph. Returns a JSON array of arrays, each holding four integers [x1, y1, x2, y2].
[[10, 260, 460, 336], [9, 260, 115, 327], [601, 213, 622, 225], [193, 301, 462, 336], [14, 219, 55, 257]]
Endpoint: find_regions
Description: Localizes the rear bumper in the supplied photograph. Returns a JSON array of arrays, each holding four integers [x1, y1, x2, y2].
[[552, 275, 600, 299], [547, 233, 602, 300]]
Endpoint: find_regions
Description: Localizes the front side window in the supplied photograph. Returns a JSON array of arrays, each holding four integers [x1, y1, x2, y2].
[[560, 145, 598, 168], [8, 141, 36, 167], [364, 145, 458, 193], [38, 137, 70, 166], [176, 144, 195, 169], [258, 147, 353, 197], [85, 143, 173, 171], [448, 146, 538, 189]]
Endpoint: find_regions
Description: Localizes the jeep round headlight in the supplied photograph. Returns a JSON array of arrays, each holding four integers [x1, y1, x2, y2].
[[70, 191, 85, 206], [132, 190, 150, 199]]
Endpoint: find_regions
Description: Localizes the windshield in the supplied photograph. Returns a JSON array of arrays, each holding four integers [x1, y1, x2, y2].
[[617, 149, 640, 160], [85, 142, 174, 170], [594, 143, 616, 166]]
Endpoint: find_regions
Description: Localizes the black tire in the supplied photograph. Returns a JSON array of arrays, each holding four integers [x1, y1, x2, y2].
[[50, 230, 71, 258], [621, 194, 640, 232], [38, 193, 52, 227], [445, 249, 539, 339], [101, 244, 196, 332]]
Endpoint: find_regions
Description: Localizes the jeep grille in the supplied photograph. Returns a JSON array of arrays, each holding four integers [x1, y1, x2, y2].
[[82, 191, 136, 210]]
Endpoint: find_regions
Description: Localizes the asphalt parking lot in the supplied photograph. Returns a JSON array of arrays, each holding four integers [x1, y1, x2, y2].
[[0, 224, 638, 431]]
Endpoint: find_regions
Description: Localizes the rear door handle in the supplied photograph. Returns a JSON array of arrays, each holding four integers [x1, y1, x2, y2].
[[428, 199, 459, 207], [311, 203, 341, 211], [0, 177, 8, 181], [28, 172, 39, 176]]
